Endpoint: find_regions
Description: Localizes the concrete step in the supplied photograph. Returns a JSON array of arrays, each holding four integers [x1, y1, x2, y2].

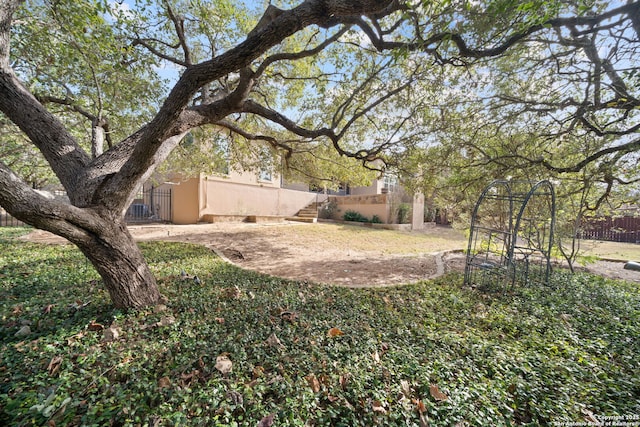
[[286, 216, 317, 223], [246, 215, 286, 223]]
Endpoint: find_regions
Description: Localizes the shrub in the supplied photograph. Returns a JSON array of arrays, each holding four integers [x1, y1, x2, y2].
[[319, 199, 338, 219], [397, 203, 411, 223], [343, 210, 369, 222]]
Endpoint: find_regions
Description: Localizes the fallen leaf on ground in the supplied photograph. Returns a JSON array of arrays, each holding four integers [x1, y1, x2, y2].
[[266, 332, 285, 349], [158, 376, 171, 389], [153, 304, 168, 313], [372, 400, 387, 414], [215, 355, 233, 375], [102, 326, 121, 342], [179, 370, 199, 387], [339, 374, 350, 390], [429, 384, 448, 401], [87, 321, 104, 331], [226, 390, 243, 405], [419, 411, 430, 427], [582, 408, 599, 424], [281, 311, 298, 322], [224, 286, 242, 299], [257, 414, 275, 427], [252, 365, 265, 379], [14, 325, 30, 338], [155, 315, 176, 327], [47, 356, 63, 376], [328, 327, 344, 337], [306, 373, 321, 393], [400, 380, 411, 398]]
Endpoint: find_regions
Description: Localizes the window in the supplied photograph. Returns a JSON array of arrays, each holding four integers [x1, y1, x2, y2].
[[383, 173, 398, 193], [259, 167, 272, 182]]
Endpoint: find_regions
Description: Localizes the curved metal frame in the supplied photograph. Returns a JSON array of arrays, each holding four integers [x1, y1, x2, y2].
[[464, 179, 556, 288]]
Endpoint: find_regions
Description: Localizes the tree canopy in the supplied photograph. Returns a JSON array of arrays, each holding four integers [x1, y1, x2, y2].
[[1, 0, 638, 307]]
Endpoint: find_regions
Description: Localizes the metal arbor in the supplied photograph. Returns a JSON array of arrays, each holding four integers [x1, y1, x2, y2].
[[464, 180, 556, 288]]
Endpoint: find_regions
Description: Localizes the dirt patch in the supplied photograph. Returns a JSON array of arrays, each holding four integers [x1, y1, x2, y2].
[[19, 222, 640, 285], [140, 222, 464, 287]]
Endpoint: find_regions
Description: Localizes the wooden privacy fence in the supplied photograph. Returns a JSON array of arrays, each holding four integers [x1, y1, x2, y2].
[[580, 216, 640, 243]]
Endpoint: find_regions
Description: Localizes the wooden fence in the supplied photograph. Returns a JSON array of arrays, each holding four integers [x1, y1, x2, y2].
[[580, 216, 640, 243]]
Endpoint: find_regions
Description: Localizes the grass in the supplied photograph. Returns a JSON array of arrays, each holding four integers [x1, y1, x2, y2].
[[579, 239, 640, 261], [274, 223, 638, 260], [0, 227, 639, 426], [252, 223, 468, 255]]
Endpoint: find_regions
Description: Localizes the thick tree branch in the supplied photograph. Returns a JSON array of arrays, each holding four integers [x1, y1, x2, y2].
[[242, 99, 334, 141], [0, 71, 90, 199], [0, 159, 101, 241]]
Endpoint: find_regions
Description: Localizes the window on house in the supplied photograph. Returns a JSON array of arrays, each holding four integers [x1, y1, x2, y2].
[[383, 173, 398, 192], [259, 167, 272, 182]]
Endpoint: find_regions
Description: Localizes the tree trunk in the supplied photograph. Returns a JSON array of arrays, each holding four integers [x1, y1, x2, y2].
[[72, 219, 162, 309]]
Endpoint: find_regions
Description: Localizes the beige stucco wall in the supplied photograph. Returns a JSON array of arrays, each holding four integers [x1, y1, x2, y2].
[[213, 169, 280, 187], [160, 172, 318, 224], [350, 180, 382, 196], [328, 192, 425, 230], [200, 177, 317, 218], [329, 194, 390, 223], [170, 178, 201, 224]]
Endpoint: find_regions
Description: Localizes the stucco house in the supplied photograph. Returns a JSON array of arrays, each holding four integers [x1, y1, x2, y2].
[[148, 165, 425, 230]]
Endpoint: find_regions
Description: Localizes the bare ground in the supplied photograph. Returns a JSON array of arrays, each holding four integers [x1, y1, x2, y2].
[[20, 221, 640, 286]]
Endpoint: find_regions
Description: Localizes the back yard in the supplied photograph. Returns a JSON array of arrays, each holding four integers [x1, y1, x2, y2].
[[22, 222, 640, 286], [1, 225, 639, 426]]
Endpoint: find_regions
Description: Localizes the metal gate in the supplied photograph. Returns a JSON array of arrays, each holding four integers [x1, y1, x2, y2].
[[0, 187, 172, 227], [125, 187, 172, 223], [0, 208, 25, 227]]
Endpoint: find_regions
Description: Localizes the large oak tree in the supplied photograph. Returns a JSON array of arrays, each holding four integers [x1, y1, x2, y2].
[[1, 0, 638, 308]]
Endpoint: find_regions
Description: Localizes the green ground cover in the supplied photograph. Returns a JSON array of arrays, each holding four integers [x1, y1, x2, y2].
[[1, 228, 638, 426]]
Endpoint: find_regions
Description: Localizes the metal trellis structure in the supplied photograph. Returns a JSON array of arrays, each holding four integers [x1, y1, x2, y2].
[[464, 180, 556, 289]]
